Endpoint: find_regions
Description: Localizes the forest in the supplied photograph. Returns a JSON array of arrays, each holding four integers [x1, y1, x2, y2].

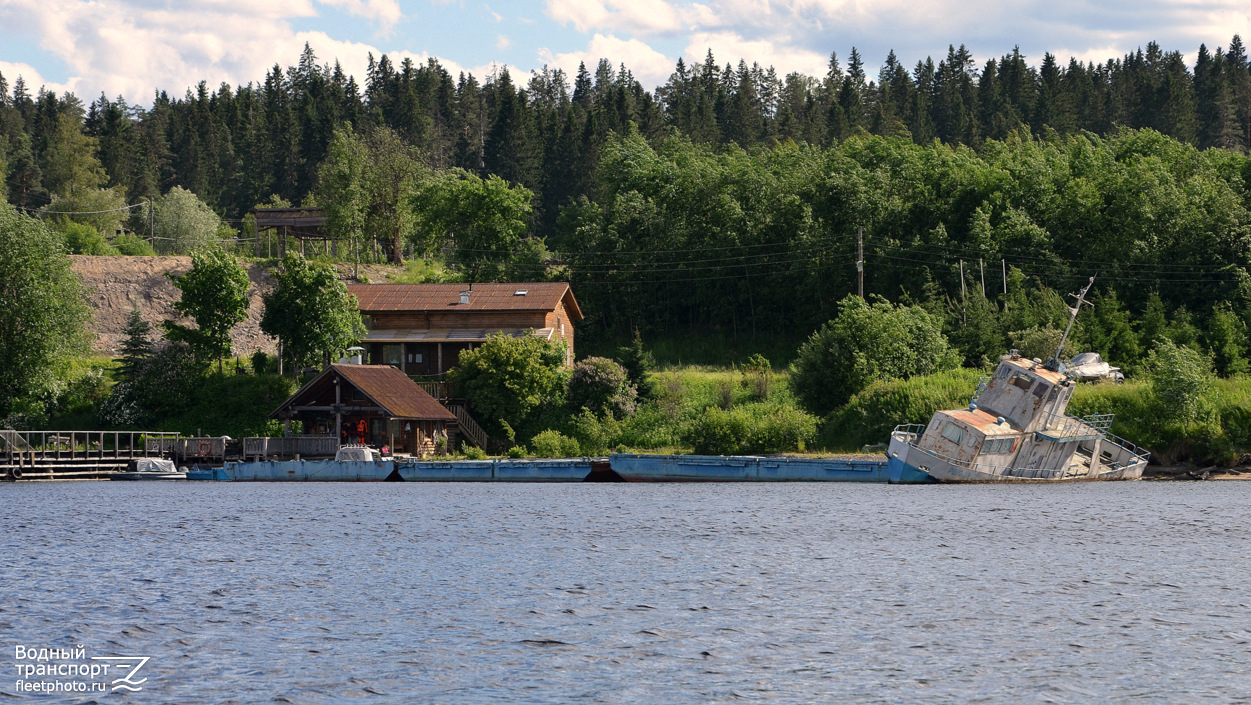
[[3, 37, 1251, 460]]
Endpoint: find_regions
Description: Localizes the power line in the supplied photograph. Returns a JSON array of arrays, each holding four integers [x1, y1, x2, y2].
[[23, 201, 148, 216]]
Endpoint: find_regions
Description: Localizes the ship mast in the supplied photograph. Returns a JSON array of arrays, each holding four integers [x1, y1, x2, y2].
[[1046, 276, 1096, 372]]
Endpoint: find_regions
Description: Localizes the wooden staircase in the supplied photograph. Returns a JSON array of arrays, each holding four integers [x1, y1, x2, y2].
[[447, 402, 489, 450], [410, 377, 488, 450]]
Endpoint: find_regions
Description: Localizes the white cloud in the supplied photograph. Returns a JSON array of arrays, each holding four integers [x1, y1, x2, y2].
[[0, 60, 76, 96], [496, 34, 512, 50], [545, 0, 685, 36], [539, 33, 675, 87], [0, 0, 449, 105], [319, 0, 404, 30], [685, 31, 829, 76], [542, 0, 1249, 89]]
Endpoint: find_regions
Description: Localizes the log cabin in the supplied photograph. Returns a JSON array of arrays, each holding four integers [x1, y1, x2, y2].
[[347, 282, 583, 377], [270, 363, 456, 457]]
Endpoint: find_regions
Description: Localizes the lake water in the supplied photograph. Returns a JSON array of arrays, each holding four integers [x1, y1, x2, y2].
[[2, 481, 1249, 704]]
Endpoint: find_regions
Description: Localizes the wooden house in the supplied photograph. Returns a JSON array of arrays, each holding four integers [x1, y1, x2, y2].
[[347, 282, 583, 376], [270, 364, 456, 457]]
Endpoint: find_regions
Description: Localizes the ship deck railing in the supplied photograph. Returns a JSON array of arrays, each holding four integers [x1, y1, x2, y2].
[[892, 424, 927, 441], [1035, 413, 1114, 442]]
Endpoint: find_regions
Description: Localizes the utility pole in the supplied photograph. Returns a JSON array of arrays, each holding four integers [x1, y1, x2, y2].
[[856, 226, 864, 299], [147, 197, 154, 247], [1002, 258, 1009, 312], [979, 258, 986, 297], [959, 260, 967, 323]]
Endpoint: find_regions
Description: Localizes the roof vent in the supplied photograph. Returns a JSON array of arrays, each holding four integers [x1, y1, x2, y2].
[[459, 291, 470, 305], [514, 289, 528, 296]]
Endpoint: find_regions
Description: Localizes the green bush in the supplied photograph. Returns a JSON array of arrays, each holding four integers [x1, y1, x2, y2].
[[506, 445, 528, 459], [680, 403, 816, 455], [790, 294, 959, 416], [682, 407, 750, 455], [1145, 338, 1216, 426], [112, 234, 157, 256], [59, 220, 118, 255], [568, 356, 636, 418], [460, 442, 489, 460], [568, 408, 621, 455], [529, 429, 581, 458]]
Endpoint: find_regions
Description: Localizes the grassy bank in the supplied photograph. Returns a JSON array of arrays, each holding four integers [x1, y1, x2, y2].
[[533, 365, 816, 456]]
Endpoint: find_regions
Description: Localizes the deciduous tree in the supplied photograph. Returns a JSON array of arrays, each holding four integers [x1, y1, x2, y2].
[[260, 253, 364, 374], [164, 248, 250, 371], [153, 186, 222, 254], [0, 203, 90, 417], [448, 333, 570, 440]]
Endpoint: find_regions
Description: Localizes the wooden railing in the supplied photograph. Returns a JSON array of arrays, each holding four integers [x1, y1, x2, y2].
[[242, 436, 340, 459], [414, 380, 450, 400], [1, 430, 180, 480]]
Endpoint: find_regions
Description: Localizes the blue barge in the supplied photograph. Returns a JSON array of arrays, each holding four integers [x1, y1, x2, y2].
[[219, 458, 602, 482], [611, 453, 932, 483], [215, 454, 931, 482]]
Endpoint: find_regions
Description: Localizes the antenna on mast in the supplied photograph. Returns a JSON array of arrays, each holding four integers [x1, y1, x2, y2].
[[1046, 276, 1096, 372]]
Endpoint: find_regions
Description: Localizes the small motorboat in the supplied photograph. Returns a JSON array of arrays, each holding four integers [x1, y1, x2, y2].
[[110, 458, 187, 480]]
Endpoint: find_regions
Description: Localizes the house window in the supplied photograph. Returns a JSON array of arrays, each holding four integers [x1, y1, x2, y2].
[[407, 353, 423, 364], [382, 344, 402, 365], [941, 424, 965, 444]]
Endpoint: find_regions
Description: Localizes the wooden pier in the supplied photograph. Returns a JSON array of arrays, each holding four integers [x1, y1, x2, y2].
[[1, 430, 180, 481]]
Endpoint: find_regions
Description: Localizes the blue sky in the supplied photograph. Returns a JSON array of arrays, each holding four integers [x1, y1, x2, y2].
[[1, 0, 1248, 107]]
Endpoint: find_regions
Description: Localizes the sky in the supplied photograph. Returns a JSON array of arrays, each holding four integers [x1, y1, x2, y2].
[[1, 0, 1249, 107]]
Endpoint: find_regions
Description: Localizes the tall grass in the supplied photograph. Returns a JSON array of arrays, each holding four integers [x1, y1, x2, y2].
[[817, 368, 983, 451], [604, 366, 817, 454]]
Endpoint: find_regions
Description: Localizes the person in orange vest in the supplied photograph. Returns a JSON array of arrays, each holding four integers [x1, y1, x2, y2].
[[355, 419, 368, 445]]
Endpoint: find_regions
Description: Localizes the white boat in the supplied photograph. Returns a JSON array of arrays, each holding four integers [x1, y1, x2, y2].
[[110, 458, 187, 481], [887, 277, 1151, 483]]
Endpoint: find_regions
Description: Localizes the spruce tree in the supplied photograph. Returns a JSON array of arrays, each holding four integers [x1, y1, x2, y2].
[[116, 308, 153, 383]]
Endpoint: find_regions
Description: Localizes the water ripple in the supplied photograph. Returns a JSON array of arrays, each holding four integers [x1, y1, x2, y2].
[[2, 482, 1250, 703]]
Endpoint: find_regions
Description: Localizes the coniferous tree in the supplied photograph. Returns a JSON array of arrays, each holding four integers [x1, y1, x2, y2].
[[116, 308, 154, 384]]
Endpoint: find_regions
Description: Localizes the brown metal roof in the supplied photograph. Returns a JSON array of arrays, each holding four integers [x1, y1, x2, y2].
[[941, 408, 1017, 434], [332, 364, 455, 420], [348, 282, 582, 320], [363, 328, 554, 343], [273, 364, 455, 421]]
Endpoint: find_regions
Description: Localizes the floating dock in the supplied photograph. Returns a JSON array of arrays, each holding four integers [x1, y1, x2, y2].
[[219, 458, 608, 482], [213, 454, 926, 482], [610, 453, 929, 483]]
